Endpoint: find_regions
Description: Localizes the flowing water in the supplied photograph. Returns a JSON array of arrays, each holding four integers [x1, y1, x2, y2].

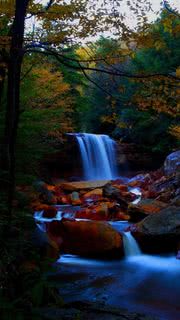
[[34, 136, 180, 319], [56, 221, 180, 320], [35, 210, 180, 320], [123, 231, 141, 257], [74, 133, 118, 180]]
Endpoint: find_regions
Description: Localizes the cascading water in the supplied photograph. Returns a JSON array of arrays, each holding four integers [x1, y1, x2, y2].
[[123, 232, 141, 257], [74, 133, 118, 180]]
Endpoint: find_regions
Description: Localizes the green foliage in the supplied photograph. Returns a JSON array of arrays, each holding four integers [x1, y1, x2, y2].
[[78, 14, 179, 154]]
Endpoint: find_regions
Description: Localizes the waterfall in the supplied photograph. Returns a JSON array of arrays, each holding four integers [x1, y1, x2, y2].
[[123, 232, 141, 257], [74, 133, 118, 180]]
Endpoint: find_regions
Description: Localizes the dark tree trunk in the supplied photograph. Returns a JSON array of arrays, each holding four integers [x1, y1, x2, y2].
[[2, 0, 29, 220], [0, 66, 6, 105]]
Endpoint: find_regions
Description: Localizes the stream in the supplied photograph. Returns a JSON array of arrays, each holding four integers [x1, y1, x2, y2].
[[34, 134, 180, 319], [35, 212, 180, 320]]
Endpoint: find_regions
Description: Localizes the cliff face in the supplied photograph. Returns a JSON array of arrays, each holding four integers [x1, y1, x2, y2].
[[39, 137, 165, 181], [116, 143, 165, 171]]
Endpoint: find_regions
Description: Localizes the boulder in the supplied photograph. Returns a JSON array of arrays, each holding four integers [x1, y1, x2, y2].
[[103, 183, 135, 209], [164, 150, 180, 176], [75, 203, 109, 221], [111, 184, 128, 192], [155, 190, 173, 203], [128, 174, 151, 189], [71, 191, 82, 205], [33, 180, 57, 204], [47, 220, 123, 258], [128, 199, 167, 222], [59, 180, 110, 192], [43, 206, 58, 218], [83, 188, 103, 202], [171, 195, 180, 207], [132, 206, 180, 253], [150, 173, 180, 194]]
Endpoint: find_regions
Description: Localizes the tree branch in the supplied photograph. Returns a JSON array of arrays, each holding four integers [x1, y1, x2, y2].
[[25, 46, 180, 81], [20, 64, 33, 81], [26, 0, 55, 19], [163, 0, 180, 17], [46, 0, 55, 10], [77, 61, 123, 103]]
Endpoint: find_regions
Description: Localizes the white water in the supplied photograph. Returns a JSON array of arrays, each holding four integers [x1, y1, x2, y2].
[[123, 231, 141, 257], [74, 133, 117, 180]]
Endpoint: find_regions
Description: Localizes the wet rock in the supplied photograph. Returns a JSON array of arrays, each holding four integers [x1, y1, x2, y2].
[[59, 180, 110, 192], [150, 173, 180, 194], [170, 195, 180, 207], [111, 184, 128, 192], [33, 180, 57, 204], [75, 204, 109, 221], [132, 206, 180, 253], [103, 183, 135, 209], [128, 174, 151, 189], [155, 190, 172, 203], [47, 220, 123, 258], [83, 188, 103, 202], [164, 150, 180, 176], [70, 191, 82, 205], [128, 199, 167, 222], [43, 206, 58, 218], [37, 301, 159, 320]]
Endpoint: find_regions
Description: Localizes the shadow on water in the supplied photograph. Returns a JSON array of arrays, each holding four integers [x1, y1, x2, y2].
[[56, 252, 180, 320]]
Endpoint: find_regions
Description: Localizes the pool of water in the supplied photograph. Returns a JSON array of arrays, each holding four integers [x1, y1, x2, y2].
[[34, 209, 180, 320], [55, 250, 180, 320]]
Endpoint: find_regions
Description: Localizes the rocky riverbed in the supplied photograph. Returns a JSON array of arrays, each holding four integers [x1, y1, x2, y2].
[[17, 150, 180, 320]]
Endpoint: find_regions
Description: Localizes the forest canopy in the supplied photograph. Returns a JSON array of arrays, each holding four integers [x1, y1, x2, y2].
[[0, 2, 180, 319], [0, 0, 179, 211]]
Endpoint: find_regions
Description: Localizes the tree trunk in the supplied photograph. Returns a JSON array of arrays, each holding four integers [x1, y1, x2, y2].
[[2, 0, 29, 220]]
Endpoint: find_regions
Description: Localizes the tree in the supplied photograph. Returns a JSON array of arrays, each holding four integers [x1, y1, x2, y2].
[[0, 0, 179, 219]]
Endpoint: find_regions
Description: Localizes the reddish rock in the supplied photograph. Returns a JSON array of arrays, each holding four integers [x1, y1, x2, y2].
[[142, 190, 159, 199], [128, 199, 168, 222], [54, 194, 71, 205], [43, 206, 58, 218], [59, 180, 110, 192], [83, 188, 103, 202], [75, 203, 109, 221], [155, 191, 172, 203], [112, 178, 126, 185], [128, 174, 151, 189], [48, 220, 123, 257], [120, 191, 137, 202], [75, 208, 91, 219], [103, 183, 133, 209], [114, 212, 130, 221], [111, 184, 128, 192], [32, 202, 49, 211]]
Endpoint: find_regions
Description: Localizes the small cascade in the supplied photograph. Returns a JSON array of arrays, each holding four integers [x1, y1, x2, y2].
[[123, 232, 141, 257], [73, 133, 118, 180]]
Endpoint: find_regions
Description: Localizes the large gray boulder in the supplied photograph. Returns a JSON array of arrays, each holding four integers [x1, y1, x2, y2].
[[136, 206, 180, 236], [164, 150, 180, 176], [132, 206, 180, 253]]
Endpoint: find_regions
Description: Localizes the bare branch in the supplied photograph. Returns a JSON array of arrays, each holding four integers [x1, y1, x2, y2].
[[46, 0, 55, 11], [25, 46, 180, 81], [20, 64, 34, 81], [78, 61, 122, 103], [163, 0, 180, 17], [26, 0, 55, 19]]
